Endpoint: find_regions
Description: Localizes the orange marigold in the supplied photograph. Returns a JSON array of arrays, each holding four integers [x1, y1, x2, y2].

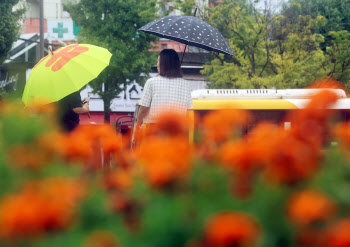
[[264, 132, 320, 184], [286, 88, 340, 149], [204, 212, 260, 247], [8, 144, 49, 169], [201, 109, 251, 143], [0, 177, 85, 240], [323, 218, 350, 247], [103, 168, 134, 192], [287, 190, 336, 225], [308, 78, 345, 90], [145, 111, 190, 137], [136, 136, 192, 187], [61, 124, 124, 165], [334, 122, 350, 152]]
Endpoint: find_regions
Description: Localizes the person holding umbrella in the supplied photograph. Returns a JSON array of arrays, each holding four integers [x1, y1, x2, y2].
[[57, 91, 90, 132], [22, 44, 112, 131], [136, 49, 193, 128]]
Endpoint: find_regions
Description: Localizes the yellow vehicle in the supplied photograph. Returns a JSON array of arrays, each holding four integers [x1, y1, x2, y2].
[[132, 88, 350, 145]]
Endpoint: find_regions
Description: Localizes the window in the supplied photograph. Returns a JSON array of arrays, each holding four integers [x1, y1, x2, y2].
[[161, 44, 167, 50]]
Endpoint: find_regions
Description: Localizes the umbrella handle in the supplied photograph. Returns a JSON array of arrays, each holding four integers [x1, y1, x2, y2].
[[48, 46, 54, 55], [82, 97, 91, 118]]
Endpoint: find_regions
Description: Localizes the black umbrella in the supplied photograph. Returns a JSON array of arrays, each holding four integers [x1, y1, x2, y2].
[[138, 12, 234, 63]]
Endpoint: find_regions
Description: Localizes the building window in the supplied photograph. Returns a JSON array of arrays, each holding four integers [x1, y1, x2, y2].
[[161, 44, 167, 50]]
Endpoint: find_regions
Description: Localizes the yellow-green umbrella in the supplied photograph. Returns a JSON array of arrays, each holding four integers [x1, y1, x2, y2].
[[22, 44, 112, 106]]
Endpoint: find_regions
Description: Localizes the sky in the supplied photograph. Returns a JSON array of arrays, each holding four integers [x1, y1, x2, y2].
[[254, 0, 287, 12]]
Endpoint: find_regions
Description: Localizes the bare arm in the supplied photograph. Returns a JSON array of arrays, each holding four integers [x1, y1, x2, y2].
[[73, 103, 89, 114], [136, 105, 150, 127]]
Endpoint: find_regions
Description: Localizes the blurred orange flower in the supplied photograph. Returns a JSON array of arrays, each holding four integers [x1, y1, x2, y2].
[[201, 109, 251, 143], [308, 78, 345, 90], [137, 136, 192, 187], [220, 138, 267, 198], [8, 144, 49, 169], [104, 168, 134, 192], [334, 122, 350, 152], [287, 190, 336, 225], [264, 133, 320, 184], [287, 88, 340, 148], [145, 111, 190, 137], [60, 124, 124, 166], [0, 177, 85, 240], [204, 211, 260, 247], [83, 230, 119, 247], [323, 218, 350, 247]]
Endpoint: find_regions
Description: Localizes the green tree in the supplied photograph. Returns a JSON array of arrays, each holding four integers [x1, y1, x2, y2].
[[65, 0, 158, 122], [0, 0, 25, 65], [285, 0, 350, 34], [324, 30, 350, 88], [202, 0, 346, 89]]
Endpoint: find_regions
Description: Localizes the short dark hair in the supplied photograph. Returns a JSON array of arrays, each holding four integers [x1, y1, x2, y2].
[[159, 49, 183, 78]]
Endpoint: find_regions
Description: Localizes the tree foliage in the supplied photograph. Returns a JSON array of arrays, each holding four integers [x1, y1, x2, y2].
[[0, 0, 25, 65], [65, 0, 158, 122], [203, 0, 350, 89], [285, 0, 350, 34]]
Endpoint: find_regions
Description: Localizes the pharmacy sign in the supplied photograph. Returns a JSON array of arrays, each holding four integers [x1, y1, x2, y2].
[[47, 19, 80, 41]]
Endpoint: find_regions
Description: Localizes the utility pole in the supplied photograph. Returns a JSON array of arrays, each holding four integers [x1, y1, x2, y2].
[[39, 0, 44, 58]]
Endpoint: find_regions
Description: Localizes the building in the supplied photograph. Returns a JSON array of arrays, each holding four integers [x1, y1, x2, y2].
[[0, 0, 79, 100]]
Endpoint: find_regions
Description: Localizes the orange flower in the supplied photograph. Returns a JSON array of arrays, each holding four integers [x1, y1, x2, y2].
[[8, 144, 48, 169], [287, 190, 336, 225], [201, 109, 251, 143], [308, 77, 345, 90], [145, 111, 190, 137], [286, 88, 340, 149], [136, 136, 192, 187], [334, 122, 350, 151], [323, 218, 350, 247], [0, 177, 84, 240], [60, 124, 124, 166], [220, 139, 267, 173], [204, 212, 260, 247], [264, 133, 320, 184], [36, 130, 66, 157], [104, 169, 134, 192], [83, 230, 119, 247]]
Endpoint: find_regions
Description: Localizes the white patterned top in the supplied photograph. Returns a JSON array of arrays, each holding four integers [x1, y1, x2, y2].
[[139, 76, 193, 123]]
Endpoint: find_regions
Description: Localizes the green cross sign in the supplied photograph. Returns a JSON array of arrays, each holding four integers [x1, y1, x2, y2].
[[53, 23, 68, 38]]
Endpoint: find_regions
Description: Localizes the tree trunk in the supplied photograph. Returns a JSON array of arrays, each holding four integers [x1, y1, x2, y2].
[[104, 101, 111, 124]]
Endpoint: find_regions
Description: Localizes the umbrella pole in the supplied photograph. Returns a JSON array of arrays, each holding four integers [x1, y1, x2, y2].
[[48, 46, 54, 55], [180, 8, 197, 65], [180, 44, 187, 65]]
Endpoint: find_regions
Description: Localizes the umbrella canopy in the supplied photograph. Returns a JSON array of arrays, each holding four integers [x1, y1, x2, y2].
[[139, 15, 234, 56], [22, 44, 112, 106]]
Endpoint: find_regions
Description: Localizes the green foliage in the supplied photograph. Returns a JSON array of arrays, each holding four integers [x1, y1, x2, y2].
[[64, 0, 158, 122], [0, 0, 25, 65], [203, 0, 350, 89], [286, 0, 350, 34], [174, 0, 197, 16]]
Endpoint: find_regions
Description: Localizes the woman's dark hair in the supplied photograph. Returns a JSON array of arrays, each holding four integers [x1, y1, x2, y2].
[[158, 49, 183, 78]]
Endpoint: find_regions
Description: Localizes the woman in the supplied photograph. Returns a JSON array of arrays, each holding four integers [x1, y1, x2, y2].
[[136, 49, 193, 127]]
